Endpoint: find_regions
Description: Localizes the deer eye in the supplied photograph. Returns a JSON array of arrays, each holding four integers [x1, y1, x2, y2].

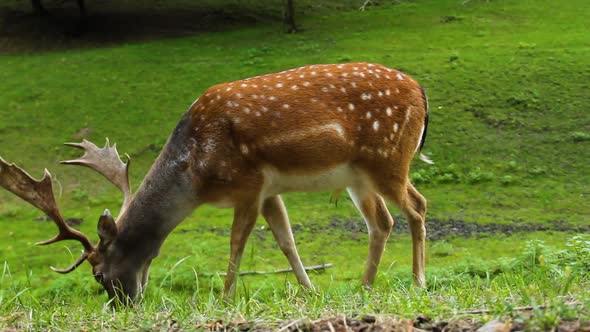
[[94, 272, 104, 283]]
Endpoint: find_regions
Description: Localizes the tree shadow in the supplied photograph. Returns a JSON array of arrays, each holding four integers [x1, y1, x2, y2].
[[0, 2, 280, 54]]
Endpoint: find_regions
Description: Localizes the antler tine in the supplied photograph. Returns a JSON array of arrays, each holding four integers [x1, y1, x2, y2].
[[61, 138, 132, 213], [50, 252, 89, 274], [0, 156, 94, 267]]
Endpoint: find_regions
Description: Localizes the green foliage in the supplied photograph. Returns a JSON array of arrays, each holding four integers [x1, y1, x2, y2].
[[571, 132, 590, 142], [559, 235, 590, 272]]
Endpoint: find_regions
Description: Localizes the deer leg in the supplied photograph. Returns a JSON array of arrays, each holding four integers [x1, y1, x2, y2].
[[405, 182, 427, 288], [379, 181, 427, 288], [347, 187, 394, 288], [262, 195, 312, 289], [223, 202, 259, 299]]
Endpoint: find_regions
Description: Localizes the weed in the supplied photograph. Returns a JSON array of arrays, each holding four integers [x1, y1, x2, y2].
[[571, 132, 590, 142]]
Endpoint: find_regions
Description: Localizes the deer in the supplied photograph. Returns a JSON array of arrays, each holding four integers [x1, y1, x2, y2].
[[0, 62, 432, 304]]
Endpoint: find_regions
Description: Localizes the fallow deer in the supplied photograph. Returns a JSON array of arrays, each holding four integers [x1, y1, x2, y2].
[[0, 62, 432, 303]]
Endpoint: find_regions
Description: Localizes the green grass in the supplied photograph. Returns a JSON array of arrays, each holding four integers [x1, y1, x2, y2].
[[1, 0, 589, 329]]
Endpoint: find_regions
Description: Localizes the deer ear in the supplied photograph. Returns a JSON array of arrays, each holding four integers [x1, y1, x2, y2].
[[97, 209, 117, 243]]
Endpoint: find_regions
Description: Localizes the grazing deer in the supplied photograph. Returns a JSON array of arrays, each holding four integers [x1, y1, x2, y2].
[[0, 62, 431, 303]]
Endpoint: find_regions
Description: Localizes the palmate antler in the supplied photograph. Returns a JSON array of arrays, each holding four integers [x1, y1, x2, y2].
[[62, 139, 132, 217], [0, 139, 133, 274], [0, 157, 94, 273]]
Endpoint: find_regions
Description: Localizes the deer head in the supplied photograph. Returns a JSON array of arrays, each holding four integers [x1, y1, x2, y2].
[[0, 139, 143, 304]]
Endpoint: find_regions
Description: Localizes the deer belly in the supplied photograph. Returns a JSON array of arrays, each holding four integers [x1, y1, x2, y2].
[[261, 164, 360, 197]]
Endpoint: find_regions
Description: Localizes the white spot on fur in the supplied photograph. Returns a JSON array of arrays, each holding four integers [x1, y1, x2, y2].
[[361, 93, 372, 100], [276, 83, 283, 88], [396, 73, 404, 80], [291, 85, 299, 90], [366, 112, 372, 119], [386, 107, 393, 116], [340, 87, 347, 93], [351, 82, 357, 88], [348, 103, 355, 111], [244, 107, 251, 114], [385, 89, 391, 96], [269, 96, 277, 101], [283, 104, 290, 109], [241, 84, 248, 88], [373, 121, 379, 131], [303, 82, 311, 87], [337, 107, 344, 112], [393, 123, 399, 132]]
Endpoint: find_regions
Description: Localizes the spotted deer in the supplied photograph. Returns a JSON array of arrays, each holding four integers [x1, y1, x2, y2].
[[0, 62, 432, 304]]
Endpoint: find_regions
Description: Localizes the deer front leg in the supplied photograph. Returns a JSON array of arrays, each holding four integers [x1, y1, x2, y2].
[[262, 195, 313, 289], [223, 201, 259, 299]]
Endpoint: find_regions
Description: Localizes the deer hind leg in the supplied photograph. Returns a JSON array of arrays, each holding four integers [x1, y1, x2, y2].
[[224, 201, 260, 299], [347, 186, 394, 288], [262, 195, 313, 289], [378, 181, 427, 288]]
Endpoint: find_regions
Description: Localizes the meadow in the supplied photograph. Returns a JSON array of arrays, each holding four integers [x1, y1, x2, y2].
[[0, 0, 589, 330]]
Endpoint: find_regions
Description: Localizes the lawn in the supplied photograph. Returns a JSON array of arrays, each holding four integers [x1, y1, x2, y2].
[[0, 0, 589, 330]]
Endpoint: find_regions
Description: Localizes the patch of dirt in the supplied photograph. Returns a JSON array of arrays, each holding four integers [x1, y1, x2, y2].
[[323, 217, 590, 241], [154, 314, 590, 331], [0, 1, 276, 54], [183, 216, 588, 242]]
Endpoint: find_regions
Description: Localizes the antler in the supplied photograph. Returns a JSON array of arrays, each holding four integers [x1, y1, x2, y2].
[[0, 156, 94, 273], [61, 139, 132, 216]]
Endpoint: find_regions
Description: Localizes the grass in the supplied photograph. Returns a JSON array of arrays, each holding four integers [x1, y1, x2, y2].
[[0, 0, 589, 329], [1, 236, 589, 330]]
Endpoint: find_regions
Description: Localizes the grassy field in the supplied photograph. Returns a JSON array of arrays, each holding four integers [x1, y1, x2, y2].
[[1, 0, 589, 330]]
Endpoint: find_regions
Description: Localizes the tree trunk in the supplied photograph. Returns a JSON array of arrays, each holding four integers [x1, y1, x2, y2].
[[31, 0, 48, 15], [283, 0, 297, 33]]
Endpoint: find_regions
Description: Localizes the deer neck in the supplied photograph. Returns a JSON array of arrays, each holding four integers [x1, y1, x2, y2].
[[115, 115, 199, 259]]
